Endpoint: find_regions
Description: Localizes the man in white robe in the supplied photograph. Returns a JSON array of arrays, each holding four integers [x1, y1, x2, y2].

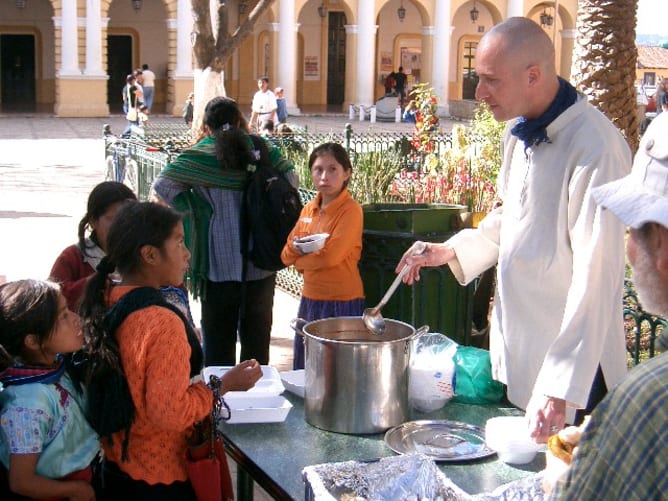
[[398, 17, 631, 442]]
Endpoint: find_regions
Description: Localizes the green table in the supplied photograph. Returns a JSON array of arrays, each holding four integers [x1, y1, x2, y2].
[[220, 392, 544, 500]]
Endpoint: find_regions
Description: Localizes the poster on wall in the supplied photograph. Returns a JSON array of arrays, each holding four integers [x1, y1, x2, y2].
[[401, 47, 422, 86], [304, 56, 319, 78], [381, 52, 393, 72]]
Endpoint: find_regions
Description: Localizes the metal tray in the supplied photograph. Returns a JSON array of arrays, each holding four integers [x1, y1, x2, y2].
[[384, 420, 495, 462]]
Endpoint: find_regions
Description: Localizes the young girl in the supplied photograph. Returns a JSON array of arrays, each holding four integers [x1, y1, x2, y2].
[[0, 279, 100, 500], [49, 181, 137, 312], [80, 201, 260, 500], [281, 143, 365, 369]]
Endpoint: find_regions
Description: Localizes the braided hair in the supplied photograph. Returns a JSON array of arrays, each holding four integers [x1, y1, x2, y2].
[[80, 202, 200, 461]]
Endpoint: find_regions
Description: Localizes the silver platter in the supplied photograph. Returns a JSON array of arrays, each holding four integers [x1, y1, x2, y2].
[[384, 420, 495, 462]]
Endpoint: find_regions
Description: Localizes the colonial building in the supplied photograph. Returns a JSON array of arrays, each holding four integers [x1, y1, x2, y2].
[[0, 0, 578, 117]]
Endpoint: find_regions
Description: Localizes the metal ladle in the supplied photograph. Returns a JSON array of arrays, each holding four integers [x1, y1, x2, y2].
[[363, 241, 427, 335]]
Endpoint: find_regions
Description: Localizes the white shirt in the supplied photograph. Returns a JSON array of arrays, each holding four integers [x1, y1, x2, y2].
[[446, 96, 631, 420], [142, 69, 155, 88], [252, 89, 277, 115]]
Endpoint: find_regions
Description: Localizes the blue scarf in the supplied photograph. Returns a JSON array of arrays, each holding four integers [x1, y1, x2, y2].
[[511, 77, 578, 151]]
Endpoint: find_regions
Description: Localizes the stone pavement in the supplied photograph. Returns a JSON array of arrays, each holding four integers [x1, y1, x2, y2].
[[0, 110, 462, 139]]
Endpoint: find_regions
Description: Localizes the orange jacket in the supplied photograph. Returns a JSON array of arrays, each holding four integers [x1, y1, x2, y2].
[[104, 286, 212, 485], [281, 190, 364, 301]]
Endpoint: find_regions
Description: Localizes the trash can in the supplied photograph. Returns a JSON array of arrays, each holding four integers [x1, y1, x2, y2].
[[360, 203, 474, 344]]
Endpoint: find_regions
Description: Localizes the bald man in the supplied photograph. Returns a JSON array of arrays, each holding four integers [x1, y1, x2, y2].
[[398, 17, 631, 442]]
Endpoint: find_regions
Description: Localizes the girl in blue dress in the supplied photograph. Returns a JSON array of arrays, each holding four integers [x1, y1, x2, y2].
[[0, 279, 99, 500]]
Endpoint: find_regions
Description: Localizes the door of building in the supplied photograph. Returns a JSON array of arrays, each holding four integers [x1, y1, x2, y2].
[[1, 34, 36, 112], [326, 12, 346, 107], [107, 35, 133, 112]]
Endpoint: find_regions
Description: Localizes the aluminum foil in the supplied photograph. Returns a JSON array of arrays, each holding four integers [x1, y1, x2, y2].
[[303, 454, 545, 501], [303, 454, 469, 501]]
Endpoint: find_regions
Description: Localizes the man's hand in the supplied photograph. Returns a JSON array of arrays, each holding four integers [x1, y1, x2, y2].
[[526, 394, 566, 443], [394, 242, 456, 285]]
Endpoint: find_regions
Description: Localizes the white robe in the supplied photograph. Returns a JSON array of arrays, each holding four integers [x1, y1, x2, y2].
[[447, 96, 631, 420]]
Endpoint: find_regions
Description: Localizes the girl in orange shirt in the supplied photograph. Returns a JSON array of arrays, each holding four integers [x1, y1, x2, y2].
[[281, 143, 364, 369], [81, 202, 261, 500]]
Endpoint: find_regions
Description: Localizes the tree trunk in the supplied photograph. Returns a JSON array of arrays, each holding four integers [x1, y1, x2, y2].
[[570, 0, 640, 152], [190, 0, 276, 134]]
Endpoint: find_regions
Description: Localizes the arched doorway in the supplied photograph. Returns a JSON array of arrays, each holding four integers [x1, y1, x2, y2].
[[326, 11, 346, 107], [1, 34, 36, 112], [106, 34, 133, 112]]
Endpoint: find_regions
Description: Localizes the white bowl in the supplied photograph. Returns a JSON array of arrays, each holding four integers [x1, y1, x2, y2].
[[485, 416, 542, 464], [294, 233, 329, 254]]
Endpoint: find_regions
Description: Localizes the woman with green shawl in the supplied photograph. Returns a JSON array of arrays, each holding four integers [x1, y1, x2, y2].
[[153, 97, 297, 366]]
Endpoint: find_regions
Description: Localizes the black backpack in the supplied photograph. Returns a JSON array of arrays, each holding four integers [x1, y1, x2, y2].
[[241, 135, 302, 272]]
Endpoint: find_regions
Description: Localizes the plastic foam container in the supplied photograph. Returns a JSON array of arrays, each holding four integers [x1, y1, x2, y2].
[[203, 365, 292, 423]]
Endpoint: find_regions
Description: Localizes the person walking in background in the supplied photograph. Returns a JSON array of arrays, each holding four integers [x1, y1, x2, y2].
[[654, 78, 667, 116], [394, 66, 408, 107], [249, 77, 277, 131], [275, 87, 288, 124], [281, 143, 365, 369], [397, 17, 631, 441], [0, 279, 100, 500], [153, 97, 296, 366], [182, 92, 194, 126], [49, 181, 137, 312], [81, 201, 262, 500], [140, 63, 156, 112], [122, 74, 142, 137], [546, 112, 668, 501]]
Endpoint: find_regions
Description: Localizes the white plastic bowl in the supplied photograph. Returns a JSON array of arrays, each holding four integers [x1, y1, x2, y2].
[[294, 233, 329, 254], [485, 416, 542, 464]]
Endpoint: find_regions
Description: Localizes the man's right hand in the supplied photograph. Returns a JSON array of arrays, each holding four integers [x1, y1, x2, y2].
[[395, 242, 456, 285]]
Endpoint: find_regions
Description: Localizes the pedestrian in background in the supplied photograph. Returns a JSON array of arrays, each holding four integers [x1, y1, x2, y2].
[[249, 77, 277, 131], [140, 63, 156, 112], [275, 87, 288, 124], [183, 92, 194, 127]]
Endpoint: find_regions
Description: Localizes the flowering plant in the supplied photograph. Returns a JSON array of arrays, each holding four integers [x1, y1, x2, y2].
[[391, 102, 504, 214], [409, 83, 441, 152]]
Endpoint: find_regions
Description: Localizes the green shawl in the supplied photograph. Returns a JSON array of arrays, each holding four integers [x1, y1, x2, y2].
[[160, 135, 294, 299]]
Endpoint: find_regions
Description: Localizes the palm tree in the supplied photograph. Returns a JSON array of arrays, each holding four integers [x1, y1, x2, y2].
[[570, 0, 640, 152]]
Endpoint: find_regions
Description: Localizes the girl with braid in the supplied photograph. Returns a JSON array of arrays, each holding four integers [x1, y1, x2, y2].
[[0, 279, 99, 500], [80, 202, 260, 500]]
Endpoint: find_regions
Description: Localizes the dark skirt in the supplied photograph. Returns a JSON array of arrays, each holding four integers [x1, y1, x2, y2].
[[293, 297, 365, 369]]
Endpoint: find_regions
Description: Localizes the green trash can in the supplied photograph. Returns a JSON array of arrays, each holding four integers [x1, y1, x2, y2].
[[360, 203, 474, 345]]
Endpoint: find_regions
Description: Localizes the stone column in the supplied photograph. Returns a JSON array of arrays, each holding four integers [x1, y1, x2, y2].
[[344, 24, 358, 109], [172, 0, 194, 115], [278, 0, 301, 114], [432, 0, 451, 116], [84, 0, 105, 76], [507, 0, 524, 17], [175, 0, 194, 78], [59, 0, 79, 76], [561, 29, 576, 81], [356, 2, 377, 107]]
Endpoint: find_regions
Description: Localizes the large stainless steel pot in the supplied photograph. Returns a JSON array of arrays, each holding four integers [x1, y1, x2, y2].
[[291, 317, 428, 434]]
